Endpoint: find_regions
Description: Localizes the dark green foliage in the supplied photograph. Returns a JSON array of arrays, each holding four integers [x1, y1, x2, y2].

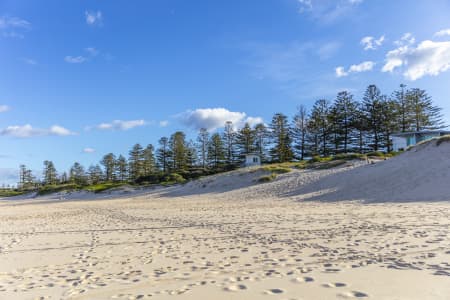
[[258, 173, 277, 183], [269, 113, 293, 162], [436, 135, 450, 146]]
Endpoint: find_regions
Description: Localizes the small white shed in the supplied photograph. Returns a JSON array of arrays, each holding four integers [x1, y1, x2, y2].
[[392, 130, 450, 151], [244, 153, 261, 167]]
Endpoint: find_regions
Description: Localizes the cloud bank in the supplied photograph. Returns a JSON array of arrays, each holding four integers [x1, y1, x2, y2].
[[0, 124, 76, 138], [178, 108, 263, 131]]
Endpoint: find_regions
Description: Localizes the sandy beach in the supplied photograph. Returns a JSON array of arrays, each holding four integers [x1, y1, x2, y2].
[[1, 152, 450, 300]]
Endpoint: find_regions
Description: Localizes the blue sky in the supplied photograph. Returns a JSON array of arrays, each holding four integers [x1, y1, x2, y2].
[[1, 0, 450, 185]]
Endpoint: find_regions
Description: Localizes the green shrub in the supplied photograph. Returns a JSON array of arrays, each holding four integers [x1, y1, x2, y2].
[[437, 135, 450, 146], [261, 165, 292, 174], [162, 173, 187, 184], [258, 173, 277, 183], [37, 183, 80, 196], [333, 153, 364, 161], [0, 189, 27, 197], [84, 182, 126, 193], [366, 151, 385, 157]]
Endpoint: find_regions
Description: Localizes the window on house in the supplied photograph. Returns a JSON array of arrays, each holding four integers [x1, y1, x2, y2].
[[253, 157, 258, 163]]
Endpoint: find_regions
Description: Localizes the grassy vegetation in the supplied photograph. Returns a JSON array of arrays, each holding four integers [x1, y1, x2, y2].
[[261, 165, 292, 174], [37, 183, 80, 196], [258, 173, 277, 183], [84, 182, 128, 193], [436, 135, 450, 146], [0, 189, 28, 197]]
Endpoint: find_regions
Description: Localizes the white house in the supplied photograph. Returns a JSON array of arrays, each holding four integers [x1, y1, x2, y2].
[[244, 153, 261, 167], [392, 130, 450, 151]]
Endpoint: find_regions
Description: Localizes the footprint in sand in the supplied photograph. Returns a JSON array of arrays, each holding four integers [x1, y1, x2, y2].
[[265, 288, 284, 295], [291, 276, 314, 283], [338, 291, 369, 298], [224, 284, 247, 292], [322, 282, 347, 288]]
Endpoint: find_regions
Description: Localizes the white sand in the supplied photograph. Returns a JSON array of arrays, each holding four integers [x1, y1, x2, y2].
[[1, 141, 449, 299]]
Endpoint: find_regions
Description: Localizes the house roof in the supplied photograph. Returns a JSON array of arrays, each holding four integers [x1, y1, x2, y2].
[[392, 130, 450, 137]]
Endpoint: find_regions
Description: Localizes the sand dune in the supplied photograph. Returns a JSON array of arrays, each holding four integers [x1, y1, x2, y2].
[[0, 140, 449, 299]]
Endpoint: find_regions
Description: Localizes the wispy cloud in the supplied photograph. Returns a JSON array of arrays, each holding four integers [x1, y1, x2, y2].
[[85, 10, 103, 26], [159, 120, 169, 127], [0, 105, 10, 113], [0, 16, 31, 38], [435, 28, 450, 37], [83, 147, 95, 153], [382, 40, 450, 81], [394, 33, 415, 46], [64, 47, 100, 64], [64, 56, 87, 64], [178, 108, 263, 131], [89, 120, 147, 131], [0, 124, 76, 138], [335, 61, 375, 77], [297, 0, 364, 24], [360, 35, 385, 50], [21, 58, 37, 65]]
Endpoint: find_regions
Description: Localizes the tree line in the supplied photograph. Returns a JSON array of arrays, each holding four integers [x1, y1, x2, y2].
[[17, 84, 445, 189]]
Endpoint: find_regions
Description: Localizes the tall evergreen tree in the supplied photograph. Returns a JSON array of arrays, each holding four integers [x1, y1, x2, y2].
[[88, 164, 104, 184], [129, 144, 144, 180], [309, 100, 332, 156], [43, 160, 58, 185], [169, 131, 188, 172], [185, 140, 198, 170], [407, 88, 445, 131], [197, 128, 209, 169], [332, 91, 358, 153], [223, 121, 237, 165], [362, 85, 384, 151], [101, 153, 116, 182], [142, 144, 156, 176], [208, 133, 225, 169], [254, 123, 268, 161], [116, 155, 128, 182], [393, 84, 413, 132], [236, 122, 255, 158], [69, 162, 87, 185], [157, 137, 170, 173], [292, 105, 309, 160], [381, 97, 400, 152], [269, 113, 293, 162]]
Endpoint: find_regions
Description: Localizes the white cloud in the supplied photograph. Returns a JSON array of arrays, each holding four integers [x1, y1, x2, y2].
[[0, 16, 31, 38], [297, 0, 363, 23], [349, 61, 375, 72], [394, 33, 415, 46], [65, 47, 100, 64], [0, 124, 75, 138], [159, 120, 169, 127], [22, 58, 37, 65], [94, 119, 147, 131], [83, 147, 95, 153], [360, 35, 385, 50], [85, 10, 103, 26], [65, 56, 87, 64], [382, 40, 450, 80], [335, 61, 375, 77], [178, 108, 263, 131], [335, 66, 348, 77], [84, 47, 99, 56], [435, 29, 450, 37], [317, 42, 341, 60], [0, 105, 10, 113]]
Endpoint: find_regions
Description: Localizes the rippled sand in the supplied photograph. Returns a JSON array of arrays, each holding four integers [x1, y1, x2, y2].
[[0, 193, 449, 299]]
